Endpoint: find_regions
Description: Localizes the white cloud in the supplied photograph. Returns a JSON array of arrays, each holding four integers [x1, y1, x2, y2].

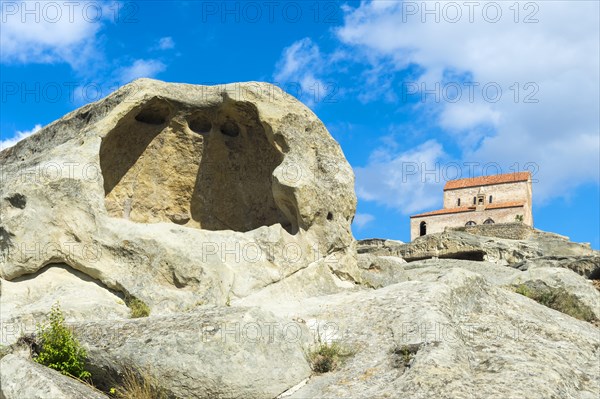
[[353, 213, 375, 229], [156, 37, 175, 50], [355, 139, 447, 215], [0, 124, 42, 151], [335, 1, 600, 202], [0, 2, 171, 93], [273, 38, 326, 106], [117, 59, 166, 84], [0, 1, 106, 71]]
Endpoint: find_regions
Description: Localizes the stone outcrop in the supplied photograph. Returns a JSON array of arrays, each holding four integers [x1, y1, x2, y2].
[[0, 79, 358, 330], [515, 255, 600, 279], [359, 229, 596, 265], [0, 265, 129, 345], [0, 354, 109, 399], [74, 307, 312, 399], [253, 268, 600, 399]]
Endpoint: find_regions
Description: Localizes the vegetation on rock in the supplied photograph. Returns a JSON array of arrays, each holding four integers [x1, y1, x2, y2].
[[127, 298, 150, 318], [308, 340, 353, 373], [34, 304, 91, 380], [514, 283, 597, 322], [109, 366, 167, 399]]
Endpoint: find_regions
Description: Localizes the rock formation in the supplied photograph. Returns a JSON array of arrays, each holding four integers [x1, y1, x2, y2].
[[1, 79, 598, 399], [0, 79, 358, 339]]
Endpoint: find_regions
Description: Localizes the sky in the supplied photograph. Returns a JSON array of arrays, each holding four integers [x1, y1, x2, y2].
[[1, 0, 599, 248]]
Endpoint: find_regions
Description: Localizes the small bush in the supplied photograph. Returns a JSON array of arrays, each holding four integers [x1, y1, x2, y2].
[[0, 344, 9, 360], [34, 304, 91, 380], [308, 341, 353, 373], [391, 344, 420, 369], [110, 367, 167, 399], [513, 283, 597, 322], [127, 298, 150, 318]]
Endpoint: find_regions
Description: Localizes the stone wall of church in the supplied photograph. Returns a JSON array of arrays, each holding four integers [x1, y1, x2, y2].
[[410, 206, 529, 240], [443, 181, 531, 209]]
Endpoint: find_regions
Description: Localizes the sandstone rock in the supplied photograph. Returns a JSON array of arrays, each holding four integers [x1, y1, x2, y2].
[[0, 354, 109, 399], [402, 258, 518, 285], [514, 255, 600, 279], [0, 79, 357, 314], [357, 253, 407, 289], [506, 267, 600, 321], [0, 264, 129, 345], [73, 307, 312, 399], [236, 254, 361, 308], [359, 229, 596, 265], [255, 268, 600, 399]]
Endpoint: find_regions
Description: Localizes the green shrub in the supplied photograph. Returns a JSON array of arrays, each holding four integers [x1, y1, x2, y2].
[[513, 283, 597, 322], [308, 341, 353, 373], [34, 304, 91, 380], [127, 298, 150, 318]]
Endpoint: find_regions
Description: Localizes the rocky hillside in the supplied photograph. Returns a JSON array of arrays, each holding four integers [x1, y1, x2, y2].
[[1, 80, 598, 399]]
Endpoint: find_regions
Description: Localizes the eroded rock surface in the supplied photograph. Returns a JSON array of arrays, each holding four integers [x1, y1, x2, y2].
[[254, 268, 600, 399], [515, 255, 600, 279], [0, 79, 358, 318], [359, 229, 596, 265], [0, 354, 109, 399], [0, 264, 129, 345], [74, 307, 312, 399]]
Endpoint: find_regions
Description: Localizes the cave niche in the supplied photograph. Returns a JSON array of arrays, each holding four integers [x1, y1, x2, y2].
[[99, 97, 293, 233]]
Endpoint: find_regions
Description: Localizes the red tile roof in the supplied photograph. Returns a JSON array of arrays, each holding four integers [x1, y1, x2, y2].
[[485, 201, 526, 210], [444, 172, 530, 191], [410, 201, 525, 218], [410, 206, 475, 218]]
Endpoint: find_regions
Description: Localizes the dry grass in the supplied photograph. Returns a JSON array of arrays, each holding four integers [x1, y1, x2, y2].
[[127, 298, 150, 319], [110, 367, 167, 399], [307, 341, 354, 374]]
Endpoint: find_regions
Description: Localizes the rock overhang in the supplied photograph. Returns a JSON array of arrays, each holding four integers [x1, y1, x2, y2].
[[0, 78, 358, 308]]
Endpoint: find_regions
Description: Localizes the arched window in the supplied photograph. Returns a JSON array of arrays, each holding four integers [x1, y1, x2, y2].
[[489, 195, 493, 204], [419, 221, 427, 236], [473, 197, 476, 205], [457, 198, 461, 206], [465, 221, 476, 226], [484, 218, 495, 224]]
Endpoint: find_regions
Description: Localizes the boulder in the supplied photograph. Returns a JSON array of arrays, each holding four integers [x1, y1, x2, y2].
[[73, 307, 312, 399], [506, 267, 600, 321], [514, 255, 600, 279], [0, 79, 358, 315], [255, 268, 600, 399], [357, 253, 408, 289], [1, 264, 129, 345], [359, 229, 596, 265], [0, 354, 109, 399]]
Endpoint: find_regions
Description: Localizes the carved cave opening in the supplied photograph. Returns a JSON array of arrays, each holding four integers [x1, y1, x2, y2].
[[99, 97, 294, 233]]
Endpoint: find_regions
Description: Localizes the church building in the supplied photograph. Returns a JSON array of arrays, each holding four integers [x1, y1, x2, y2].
[[410, 171, 533, 240]]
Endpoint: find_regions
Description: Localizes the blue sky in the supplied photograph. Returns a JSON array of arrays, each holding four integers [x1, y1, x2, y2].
[[1, 1, 599, 248]]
